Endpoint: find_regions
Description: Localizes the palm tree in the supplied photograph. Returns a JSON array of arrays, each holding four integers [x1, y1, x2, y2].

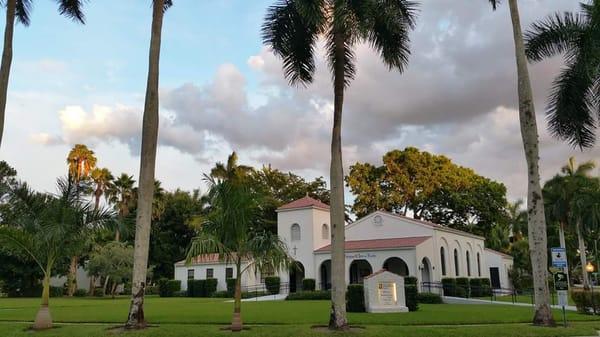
[[506, 199, 527, 241], [210, 151, 253, 183], [126, 0, 172, 329], [544, 157, 596, 287], [65, 144, 97, 296], [0, 0, 86, 149], [524, 0, 600, 149], [186, 177, 290, 332], [572, 179, 600, 287], [107, 173, 136, 242], [262, 1, 418, 328], [488, 0, 553, 326], [90, 168, 114, 210], [0, 178, 113, 330]]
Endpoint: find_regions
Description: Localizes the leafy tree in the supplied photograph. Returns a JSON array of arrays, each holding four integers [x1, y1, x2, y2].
[[0, 178, 113, 330], [524, 0, 600, 148], [149, 189, 203, 281], [571, 178, 600, 288], [87, 242, 133, 298], [488, 0, 553, 325], [0, 0, 87, 148], [126, 0, 172, 329], [186, 177, 290, 331]]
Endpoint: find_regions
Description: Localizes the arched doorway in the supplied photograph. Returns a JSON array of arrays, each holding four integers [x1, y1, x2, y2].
[[320, 260, 331, 290], [383, 257, 409, 277], [421, 257, 431, 291], [289, 261, 305, 293], [349, 259, 373, 284]]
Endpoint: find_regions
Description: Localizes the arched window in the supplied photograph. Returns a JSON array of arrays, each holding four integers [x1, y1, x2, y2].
[[440, 247, 446, 276], [322, 224, 329, 240], [291, 223, 301, 241], [466, 251, 471, 277], [477, 252, 481, 277], [454, 249, 460, 276]]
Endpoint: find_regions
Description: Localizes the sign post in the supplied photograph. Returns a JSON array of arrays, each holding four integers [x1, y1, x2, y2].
[[554, 272, 569, 327]]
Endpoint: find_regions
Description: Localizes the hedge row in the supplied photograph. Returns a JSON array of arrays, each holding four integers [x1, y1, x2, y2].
[[345, 282, 420, 313], [417, 292, 443, 304], [286, 290, 331, 300], [158, 279, 181, 297], [265, 277, 280, 295], [572, 290, 600, 314], [441, 277, 492, 297], [187, 278, 218, 297]]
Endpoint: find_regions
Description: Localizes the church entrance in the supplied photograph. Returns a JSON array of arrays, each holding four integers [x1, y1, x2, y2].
[[320, 260, 331, 290], [289, 261, 305, 293], [349, 259, 373, 284]]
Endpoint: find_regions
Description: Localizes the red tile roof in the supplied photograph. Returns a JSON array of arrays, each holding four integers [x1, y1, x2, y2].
[[277, 195, 330, 211], [314, 236, 431, 252], [176, 253, 221, 266]]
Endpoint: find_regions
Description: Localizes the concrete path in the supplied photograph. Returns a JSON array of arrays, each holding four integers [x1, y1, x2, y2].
[[224, 293, 287, 302], [443, 296, 578, 311]]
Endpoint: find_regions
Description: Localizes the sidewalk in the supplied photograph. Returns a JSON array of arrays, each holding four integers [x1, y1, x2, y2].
[[443, 296, 578, 311]]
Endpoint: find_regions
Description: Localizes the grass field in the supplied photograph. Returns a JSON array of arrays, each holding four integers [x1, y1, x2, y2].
[[1, 296, 599, 336]]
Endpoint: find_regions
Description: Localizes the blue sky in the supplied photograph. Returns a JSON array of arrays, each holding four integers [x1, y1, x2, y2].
[[1, 0, 597, 204]]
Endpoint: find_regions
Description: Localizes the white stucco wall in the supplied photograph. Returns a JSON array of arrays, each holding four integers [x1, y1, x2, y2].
[[174, 261, 261, 292], [484, 249, 514, 289]]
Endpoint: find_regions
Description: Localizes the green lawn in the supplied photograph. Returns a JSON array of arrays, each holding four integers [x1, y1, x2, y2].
[[1, 297, 600, 337], [476, 294, 576, 306]]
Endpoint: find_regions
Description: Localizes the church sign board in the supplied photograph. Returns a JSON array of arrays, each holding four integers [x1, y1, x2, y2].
[[363, 270, 408, 313]]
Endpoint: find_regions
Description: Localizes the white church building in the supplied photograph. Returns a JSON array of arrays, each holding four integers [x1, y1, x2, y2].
[[175, 196, 513, 293]]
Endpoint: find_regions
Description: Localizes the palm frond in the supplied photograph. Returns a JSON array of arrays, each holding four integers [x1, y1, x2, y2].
[[0, 225, 45, 273], [55, 0, 87, 23], [186, 232, 232, 265], [262, 0, 322, 86], [154, 0, 172, 13], [524, 12, 586, 62], [245, 230, 292, 274], [546, 55, 598, 148], [489, 0, 499, 11], [326, 27, 356, 88], [15, 0, 32, 26]]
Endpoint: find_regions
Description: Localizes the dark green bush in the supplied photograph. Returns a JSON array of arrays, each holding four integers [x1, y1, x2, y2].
[[73, 289, 87, 297], [346, 284, 365, 312], [572, 290, 600, 314], [404, 276, 418, 286], [286, 290, 331, 300], [158, 279, 181, 297], [302, 278, 316, 291], [479, 278, 492, 296], [187, 279, 205, 297], [441, 278, 456, 296], [212, 291, 230, 298], [205, 278, 218, 297], [469, 278, 482, 297], [241, 291, 268, 299], [226, 278, 236, 297], [49, 286, 64, 297], [173, 290, 187, 297], [456, 277, 470, 298], [405, 284, 419, 311], [417, 292, 443, 304], [265, 276, 281, 295]]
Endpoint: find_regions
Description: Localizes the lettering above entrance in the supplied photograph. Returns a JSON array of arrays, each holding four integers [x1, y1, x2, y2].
[[346, 253, 376, 259]]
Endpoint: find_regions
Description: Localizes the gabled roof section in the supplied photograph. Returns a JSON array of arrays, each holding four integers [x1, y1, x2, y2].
[[315, 236, 431, 252], [276, 195, 330, 212], [485, 248, 513, 259], [176, 253, 246, 266]]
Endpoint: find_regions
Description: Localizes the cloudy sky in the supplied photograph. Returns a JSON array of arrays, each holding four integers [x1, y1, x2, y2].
[[0, 0, 596, 205]]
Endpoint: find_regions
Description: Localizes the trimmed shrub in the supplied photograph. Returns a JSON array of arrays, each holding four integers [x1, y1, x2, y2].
[[441, 278, 456, 296], [212, 291, 230, 298], [469, 278, 482, 297], [286, 290, 331, 300], [479, 278, 492, 297], [265, 276, 281, 295], [187, 279, 205, 297], [173, 290, 187, 297], [205, 278, 218, 297], [405, 285, 419, 311], [417, 292, 443, 304], [404, 276, 418, 286], [146, 285, 159, 295], [226, 278, 236, 297], [49, 286, 64, 297], [302, 278, 316, 292], [158, 279, 181, 297], [73, 289, 87, 297], [346, 284, 365, 312], [456, 277, 470, 298], [572, 290, 600, 314]]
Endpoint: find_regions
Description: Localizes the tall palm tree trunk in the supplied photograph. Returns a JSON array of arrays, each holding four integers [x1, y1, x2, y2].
[[576, 220, 589, 288], [125, 0, 164, 329], [67, 256, 78, 296], [328, 31, 348, 330], [508, 0, 553, 326], [0, 0, 15, 148], [231, 259, 243, 331], [34, 273, 52, 330]]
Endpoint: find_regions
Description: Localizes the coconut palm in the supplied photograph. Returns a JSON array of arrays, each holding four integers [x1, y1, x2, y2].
[[107, 173, 136, 242], [524, 0, 600, 148], [0, 178, 113, 330], [262, 1, 418, 328], [186, 177, 290, 331], [90, 168, 114, 210], [126, 0, 172, 329], [0, 0, 86, 149], [488, 0, 553, 325], [65, 143, 97, 296], [506, 199, 527, 241], [210, 151, 253, 183]]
